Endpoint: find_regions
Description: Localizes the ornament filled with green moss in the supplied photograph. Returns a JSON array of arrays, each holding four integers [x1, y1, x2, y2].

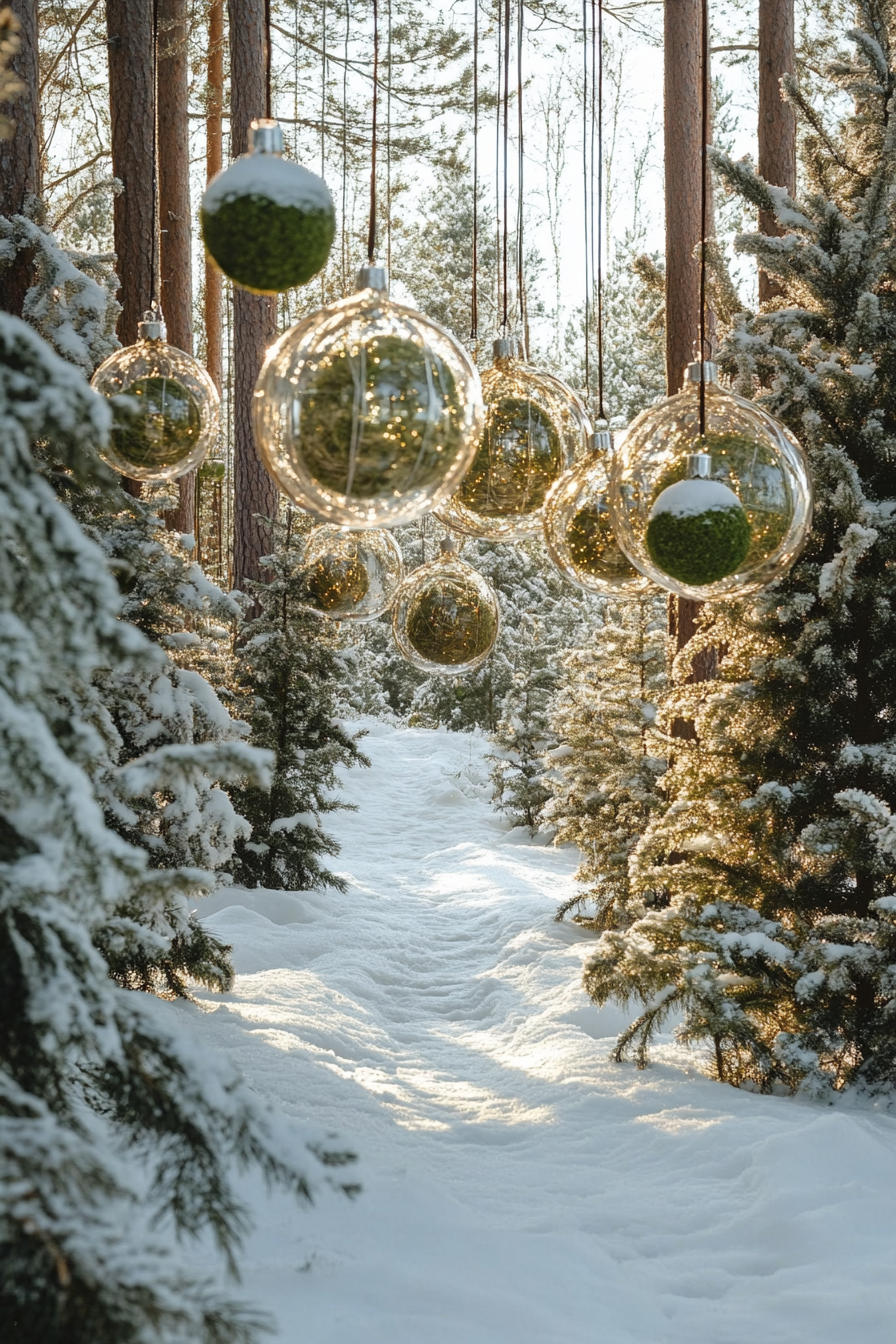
[[459, 395, 564, 518], [109, 375, 202, 474], [201, 119, 335, 294], [392, 545, 500, 674], [566, 504, 636, 581], [646, 467, 751, 587], [303, 552, 370, 614], [296, 335, 464, 499]]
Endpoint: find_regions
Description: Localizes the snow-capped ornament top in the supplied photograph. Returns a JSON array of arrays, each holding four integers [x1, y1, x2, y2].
[[90, 308, 220, 481], [253, 266, 484, 528], [436, 336, 591, 542], [392, 537, 500, 674], [543, 429, 652, 596], [298, 524, 405, 622], [200, 119, 336, 294], [608, 361, 813, 600]]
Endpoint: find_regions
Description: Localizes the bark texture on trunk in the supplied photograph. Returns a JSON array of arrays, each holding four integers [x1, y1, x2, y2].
[[758, 0, 796, 305], [229, 0, 278, 591], [205, 0, 224, 393], [157, 0, 195, 535], [0, 0, 40, 316]]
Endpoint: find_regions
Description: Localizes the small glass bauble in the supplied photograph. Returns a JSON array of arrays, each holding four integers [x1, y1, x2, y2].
[[435, 337, 591, 542], [298, 524, 404, 622], [201, 119, 335, 294], [392, 541, 500, 674], [90, 311, 220, 481], [608, 361, 813, 599], [543, 430, 652, 596], [254, 266, 483, 528]]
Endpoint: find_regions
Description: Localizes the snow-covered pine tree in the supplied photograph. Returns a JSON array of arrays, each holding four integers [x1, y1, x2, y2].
[[583, 0, 896, 1094], [0, 312, 350, 1340], [547, 593, 668, 923], [228, 508, 368, 891]]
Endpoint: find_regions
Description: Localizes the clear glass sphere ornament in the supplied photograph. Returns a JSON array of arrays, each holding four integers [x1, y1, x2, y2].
[[298, 524, 404, 622], [254, 266, 484, 528], [543, 430, 652, 596], [435, 336, 591, 542], [90, 309, 220, 481], [201, 119, 335, 294], [392, 540, 500, 674], [608, 361, 813, 599]]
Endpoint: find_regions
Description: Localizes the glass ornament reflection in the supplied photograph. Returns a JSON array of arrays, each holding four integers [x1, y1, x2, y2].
[[608, 361, 813, 600], [90, 309, 220, 481], [298, 524, 404, 622], [392, 540, 500, 674], [436, 336, 591, 542], [253, 266, 484, 528]]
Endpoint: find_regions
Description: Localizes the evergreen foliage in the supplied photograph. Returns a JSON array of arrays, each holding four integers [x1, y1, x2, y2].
[[584, 1, 896, 1095], [0, 313, 348, 1341], [228, 510, 368, 892]]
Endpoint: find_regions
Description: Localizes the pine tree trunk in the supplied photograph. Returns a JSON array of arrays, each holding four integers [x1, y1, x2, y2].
[[758, 0, 796, 304], [106, 0, 156, 499], [0, 0, 40, 317], [664, 0, 716, 732], [228, 0, 278, 593], [205, 0, 224, 394], [157, 0, 196, 537]]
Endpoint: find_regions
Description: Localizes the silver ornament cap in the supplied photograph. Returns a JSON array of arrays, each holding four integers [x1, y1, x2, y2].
[[357, 264, 388, 292], [492, 335, 524, 363], [686, 360, 718, 384], [249, 118, 284, 155], [590, 429, 613, 454], [138, 308, 166, 342]]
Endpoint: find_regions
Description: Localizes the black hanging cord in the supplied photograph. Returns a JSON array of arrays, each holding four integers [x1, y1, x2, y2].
[[582, 0, 590, 397], [264, 0, 272, 119], [495, 0, 502, 329], [595, 0, 606, 421], [502, 0, 511, 330], [516, 0, 525, 349], [386, 0, 392, 274], [342, 0, 350, 292], [150, 0, 159, 311], [699, 0, 709, 434], [367, 0, 379, 264], [470, 0, 479, 342]]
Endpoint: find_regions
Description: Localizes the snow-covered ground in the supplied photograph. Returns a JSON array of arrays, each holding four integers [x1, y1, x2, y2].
[[189, 721, 896, 1342]]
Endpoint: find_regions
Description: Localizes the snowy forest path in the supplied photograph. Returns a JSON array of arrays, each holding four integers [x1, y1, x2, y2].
[[190, 722, 896, 1343]]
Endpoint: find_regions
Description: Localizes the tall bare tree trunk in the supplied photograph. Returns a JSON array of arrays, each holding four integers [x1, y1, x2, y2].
[[228, 0, 278, 592], [0, 0, 40, 316], [107, 0, 155, 498], [158, 0, 195, 535], [205, 0, 224, 394], [664, 0, 715, 729], [758, 0, 796, 304]]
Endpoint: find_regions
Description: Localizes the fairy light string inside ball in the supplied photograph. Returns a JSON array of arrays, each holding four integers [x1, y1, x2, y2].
[[608, 361, 813, 600], [90, 308, 220, 481], [298, 524, 404, 622], [253, 265, 484, 528], [392, 538, 500, 674], [435, 336, 590, 542], [543, 430, 652, 596], [201, 119, 336, 294]]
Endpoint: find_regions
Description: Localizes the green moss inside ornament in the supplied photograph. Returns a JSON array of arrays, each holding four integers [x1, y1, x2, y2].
[[567, 504, 636, 580], [459, 395, 563, 517], [405, 581, 498, 666], [201, 194, 336, 294], [646, 477, 752, 586], [303, 552, 370, 613], [110, 376, 202, 472], [297, 335, 464, 500]]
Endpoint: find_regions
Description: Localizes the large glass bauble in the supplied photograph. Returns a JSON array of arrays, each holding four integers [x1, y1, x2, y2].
[[254, 267, 483, 529], [392, 544, 500, 674], [543, 430, 652, 596], [90, 312, 220, 481], [201, 120, 335, 295], [608, 362, 813, 600], [435, 337, 591, 542], [298, 524, 404, 622]]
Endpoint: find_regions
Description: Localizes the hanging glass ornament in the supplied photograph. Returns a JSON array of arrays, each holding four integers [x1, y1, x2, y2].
[[254, 265, 483, 528], [201, 119, 336, 294], [608, 361, 813, 600], [392, 540, 500, 674], [543, 430, 652, 596], [90, 309, 220, 481], [298, 524, 404, 622], [435, 336, 591, 542]]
